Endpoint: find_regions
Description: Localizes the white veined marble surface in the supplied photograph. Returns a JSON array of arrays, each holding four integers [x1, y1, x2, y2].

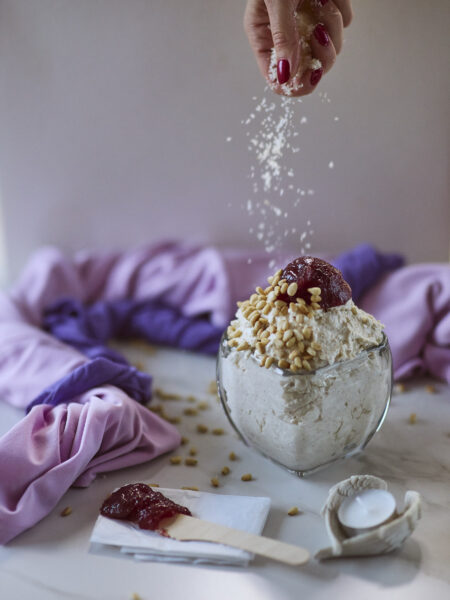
[[0, 343, 449, 600]]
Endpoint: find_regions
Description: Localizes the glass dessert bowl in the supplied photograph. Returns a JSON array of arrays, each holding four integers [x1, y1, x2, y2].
[[216, 256, 393, 476]]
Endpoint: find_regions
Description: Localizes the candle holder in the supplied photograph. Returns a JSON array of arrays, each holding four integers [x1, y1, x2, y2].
[[316, 475, 421, 559]]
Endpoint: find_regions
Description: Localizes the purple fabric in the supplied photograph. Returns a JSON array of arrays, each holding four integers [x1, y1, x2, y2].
[[26, 357, 151, 413], [360, 264, 450, 383], [43, 298, 223, 357], [0, 294, 182, 544], [332, 244, 404, 302], [0, 388, 179, 545]]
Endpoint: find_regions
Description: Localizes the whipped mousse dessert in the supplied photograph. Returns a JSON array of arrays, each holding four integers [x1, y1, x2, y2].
[[217, 257, 392, 474]]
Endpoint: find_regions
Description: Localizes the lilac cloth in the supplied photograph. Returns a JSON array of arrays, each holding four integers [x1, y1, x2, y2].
[[332, 244, 404, 302], [360, 264, 450, 382], [0, 387, 179, 545], [0, 293, 180, 544], [26, 357, 151, 413]]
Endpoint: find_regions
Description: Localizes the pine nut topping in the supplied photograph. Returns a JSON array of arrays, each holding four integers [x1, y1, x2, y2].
[[265, 356, 275, 368], [307, 287, 321, 295], [60, 506, 72, 517], [287, 506, 300, 516], [211, 477, 220, 487], [283, 330, 294, 342], [229, 451, 238, 461], [287, 282, 298, 296], [221, 466, 230, 476], [241, 473, 253, 481], [185, 457, 198, 466]]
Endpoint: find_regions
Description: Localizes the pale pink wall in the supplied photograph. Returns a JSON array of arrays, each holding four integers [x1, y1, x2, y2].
[[0, 0, 449, 280]]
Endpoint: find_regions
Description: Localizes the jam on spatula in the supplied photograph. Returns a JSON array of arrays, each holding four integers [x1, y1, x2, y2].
[[100, 483, 191, 531], [278, 256, 352, 309]]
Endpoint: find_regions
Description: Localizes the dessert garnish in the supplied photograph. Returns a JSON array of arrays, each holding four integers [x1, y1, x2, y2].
[[100, 483, 191, 531], [278, 256, 352, 308], [227, 256, 358, 372]]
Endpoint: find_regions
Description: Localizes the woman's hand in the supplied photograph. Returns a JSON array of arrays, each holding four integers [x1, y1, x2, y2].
[[244, 0, 353, 96]]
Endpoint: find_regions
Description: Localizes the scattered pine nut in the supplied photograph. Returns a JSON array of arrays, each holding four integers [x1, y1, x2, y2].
[[208, 381, 218, 395], [211, 477, 220, 488], [197, 401, 209, 410], [189, 447, 197, 456], [187, 395, 197, 403], [155, 388, 181, 401], [183, 407, 198, 416], [229, 451, 238, 461], [131, 593, 143, 600], [212, 428, 225, 436], [148, 483, 160, 488], [425, 384, 436, 394], [221, 466, 230, 476], [166, 416, 181, 424], [287, 507, 300, 516], [181, 436, 189, 445], [170, 456, 182, 465], [185, 457, 198, 466], [60, 506, 72, 517], [394, 383, 406, 394], [197, 424, 208, 434], [148, 404, 163, 414], [181, 486, 199, 492], [409, 413, 417, 425], [241, 473, 253, 482]]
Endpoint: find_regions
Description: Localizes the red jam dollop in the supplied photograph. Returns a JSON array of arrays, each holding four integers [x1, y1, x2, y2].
[[278, 256, 352, 309], [100, 483, 191, 530]]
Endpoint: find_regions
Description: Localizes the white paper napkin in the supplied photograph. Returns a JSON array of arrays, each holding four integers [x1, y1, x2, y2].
[[90, 487, 271, 566]]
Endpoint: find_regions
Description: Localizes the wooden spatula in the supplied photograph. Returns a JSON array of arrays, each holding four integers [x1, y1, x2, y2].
[[161, 514, 310, 566]]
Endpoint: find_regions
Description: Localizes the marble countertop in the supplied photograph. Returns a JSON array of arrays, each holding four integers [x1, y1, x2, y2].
[[1, 343, 449, 600]]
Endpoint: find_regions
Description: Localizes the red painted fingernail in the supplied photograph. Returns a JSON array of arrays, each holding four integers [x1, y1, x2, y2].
[[314, 23, 330, 47], [310, 68, 323, 86], [277, 59, 290, 84]]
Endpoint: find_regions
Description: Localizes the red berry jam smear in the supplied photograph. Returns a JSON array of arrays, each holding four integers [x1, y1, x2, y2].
[[278, 256, 352, 309], [100, 483, 191, 530]]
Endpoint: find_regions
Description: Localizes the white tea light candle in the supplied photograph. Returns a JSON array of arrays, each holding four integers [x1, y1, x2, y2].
[[337, 489, 397, 537]]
